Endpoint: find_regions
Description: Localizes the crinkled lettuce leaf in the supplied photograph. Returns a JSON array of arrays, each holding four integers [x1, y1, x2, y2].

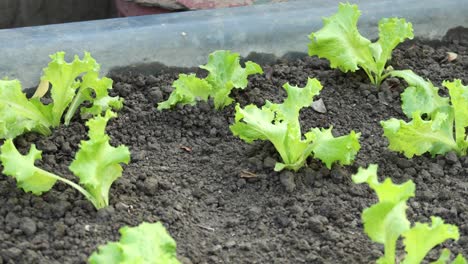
[[157, 74, 212, 110], [89, 222, 180, 264], [307, 127, 361, 169], [444, 79, 468, 153], [353, 164, 413, 263], [0, 110, 129, 210], [403, 217, 460, 264], [201, 50, 263, 108], [353, 165, 465, 264], [308, 3, 374, 74], [381, 111, 456, 158], [0, 139, 57, 194], [231, 78, 360, 171], [391, 70, 449, 118], [0, 52, 123, 139], [308, 3, 413, 86], [42, 52, 100, 126], [381, 77, 468, 157], [65, 71, 123, 124], [0, 80, 53, 138], [70, 110, 130, 209], [158, 50, 263, 110]]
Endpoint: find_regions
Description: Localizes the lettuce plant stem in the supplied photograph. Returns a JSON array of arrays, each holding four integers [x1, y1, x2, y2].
[[362, 68, 376, 86], [384, 242, 396, 264], [64, 88, 86, 126], [36, 167, 99, 209]]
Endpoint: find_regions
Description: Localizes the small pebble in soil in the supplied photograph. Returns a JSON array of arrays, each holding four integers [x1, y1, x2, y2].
[[263, 156, 277, 169], [19, 217, 37, 236], [445, 151, 459, 165], [429, 163, 444, 177], [280, 171, 296, 192]]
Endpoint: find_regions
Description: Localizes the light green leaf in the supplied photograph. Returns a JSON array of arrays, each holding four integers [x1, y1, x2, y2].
[[452, 254, 468, 264], [364, 201, 410, 260], [402, 217, 460, 264], [391, 70, 449, 118], [308, 127, 361, 169], [381, 111, 457, 158], [431, 249, 452, 264], [88, 242, 122, 264], [42, 51, 100, 126], [231, 78, 359, 171], [308, 3, 374, 74], [69, 110, 130, 209], [444, 79, 468, 153], [352, 164, 415, 204], [158, 50, 262, 110], [89, 222, 180, 264], [157, 74, 212, 110], [370, 19, 413, 80], [64, 71, 123, 124], [230, 79, 319, 171], [200, 50, 263, 109], [0, 139, 56, 194], [308, 3, 413, 86], [431, 250, 467, 264], [353, 164, 415, 263], [0, 80, 52, 138], [269, 79, 323, 124], [230, 103, 292, 169]]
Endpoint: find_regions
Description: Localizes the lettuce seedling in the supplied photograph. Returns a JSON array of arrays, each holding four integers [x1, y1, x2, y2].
[[230, 78, 361, 171], [0, 52, 123, 139], [89, 222, 180, 264], [157, 50, 263, 110], [353, 164, 466, 264], [308, 3, 413, 87], [0, 110, 130, 209], [381, 70, 468, 158]]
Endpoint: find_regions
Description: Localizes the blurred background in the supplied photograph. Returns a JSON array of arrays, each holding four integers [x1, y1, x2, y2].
[[0, 0, 291, 29]]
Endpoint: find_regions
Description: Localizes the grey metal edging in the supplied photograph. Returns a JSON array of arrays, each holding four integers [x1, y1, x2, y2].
[[1, 0, 467, 88]]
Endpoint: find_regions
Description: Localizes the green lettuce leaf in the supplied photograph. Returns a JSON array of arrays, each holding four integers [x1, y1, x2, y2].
[[0, 52, 123, 139], [308, 3, 374, 74], [444, 79, 468, 153], [391, 70, 449, 118], [231, 78, 360, 171], [431, 249, 468, 264], [201, 50, 263, 109], [307, 128, 361, 169], [231, 78, 322, 171], [64, 71, 123, 124], [0, 80, 52, 138], [354, 164, 466, 264], [89, 222, 180, 264], [402, 217, 460, 264], [42, 52, 100, 126], [381, 78, 468, 157], [453, 255, 468, 264], [432, 249, 453, 264], [0, 139, 57, 194], [157, 74, 212, 110], [0, 111, 128, 209], [353, 164, 414, 263], [308, 3, 413, 86], [158, 50, 263, 110], [370, 18, 413, 82], [381, 111, 457, 158], [69, 110, 130, 209]]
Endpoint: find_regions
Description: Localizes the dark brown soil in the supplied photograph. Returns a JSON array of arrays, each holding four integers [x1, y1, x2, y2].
[[1, 39, 468, 264]]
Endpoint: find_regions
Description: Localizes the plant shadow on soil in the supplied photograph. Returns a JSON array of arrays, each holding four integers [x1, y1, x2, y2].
[[1, 37, 468, 264]]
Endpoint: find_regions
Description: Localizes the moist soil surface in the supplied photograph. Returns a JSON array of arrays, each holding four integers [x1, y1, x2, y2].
[[2, 39, 468, 264]]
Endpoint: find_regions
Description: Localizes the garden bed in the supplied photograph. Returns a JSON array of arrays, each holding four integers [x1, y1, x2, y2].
[[1, 38, 468, 263]]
